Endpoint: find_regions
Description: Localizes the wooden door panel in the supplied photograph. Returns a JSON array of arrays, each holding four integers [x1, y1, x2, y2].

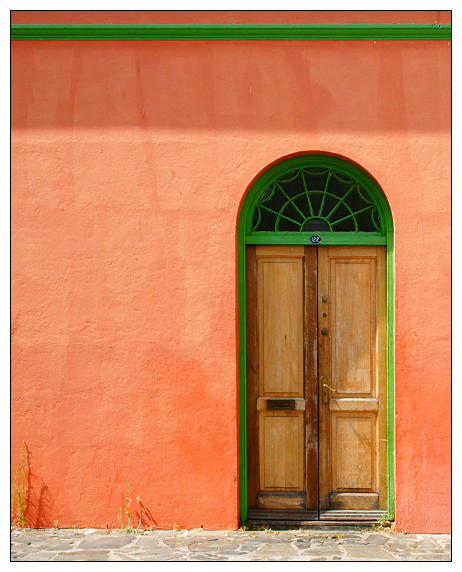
[[251, 245, 307, 510], [258, 253, 304, 397], [331, 259, 375, 395], [259, 411, 304, 490], [318, 245, 386, 511], [328, 493, 380, 511], [331, 413, 376, 491]]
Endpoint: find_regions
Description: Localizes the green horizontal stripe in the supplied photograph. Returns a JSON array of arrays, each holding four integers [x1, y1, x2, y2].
[[245, 232, 387, 245], [11, 22, 451, 40]]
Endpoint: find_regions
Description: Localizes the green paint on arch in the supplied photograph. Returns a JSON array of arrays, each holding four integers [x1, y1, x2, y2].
[[237, 153, 394, 522]]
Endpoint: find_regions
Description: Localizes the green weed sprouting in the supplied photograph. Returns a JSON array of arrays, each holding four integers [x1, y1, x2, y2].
[[118, 483, 143, 532], [375, 512, 391, 530], [11, 441, 27, 528]]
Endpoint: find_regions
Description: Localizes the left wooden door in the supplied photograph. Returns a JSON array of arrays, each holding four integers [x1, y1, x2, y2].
[[246, 245, 318, 513]]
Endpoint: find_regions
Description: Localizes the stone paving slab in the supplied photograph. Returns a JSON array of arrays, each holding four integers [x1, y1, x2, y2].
[[11, 527, 452, 561]]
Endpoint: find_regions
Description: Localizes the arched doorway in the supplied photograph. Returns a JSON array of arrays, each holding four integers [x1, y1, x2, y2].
[[238, 154, 394, 526]]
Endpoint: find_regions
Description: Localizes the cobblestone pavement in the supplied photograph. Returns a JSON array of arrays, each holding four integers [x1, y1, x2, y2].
[[11, 527, 451, 561]]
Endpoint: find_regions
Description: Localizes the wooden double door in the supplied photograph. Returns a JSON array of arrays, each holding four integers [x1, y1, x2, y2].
[[246, 244, 387, 515]]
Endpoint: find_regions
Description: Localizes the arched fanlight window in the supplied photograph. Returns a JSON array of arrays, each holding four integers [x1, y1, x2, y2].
[[252, 168, 381, 233], [241, 154, 391, 244]]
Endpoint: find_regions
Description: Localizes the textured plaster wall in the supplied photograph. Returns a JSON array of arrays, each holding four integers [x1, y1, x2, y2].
[[10, 10, 452, 24], [11, 11, 451, 532]]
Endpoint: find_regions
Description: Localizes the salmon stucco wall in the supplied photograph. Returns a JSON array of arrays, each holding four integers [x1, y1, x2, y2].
[[11, 11, 451, 532]]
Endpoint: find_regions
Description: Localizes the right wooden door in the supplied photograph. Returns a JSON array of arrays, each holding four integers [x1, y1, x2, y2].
[[318, 245, 387, 512]]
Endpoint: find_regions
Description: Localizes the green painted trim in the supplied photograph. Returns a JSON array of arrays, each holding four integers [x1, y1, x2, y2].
[[387, 233, 395, 520], [237, 153, 394, 523], [238, 240, 248, 523], [11, 22, 451, 40], [246, 233, 386, 245]]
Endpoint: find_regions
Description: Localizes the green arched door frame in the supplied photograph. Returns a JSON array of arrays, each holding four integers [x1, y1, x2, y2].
[[237, 153, 394, 522]]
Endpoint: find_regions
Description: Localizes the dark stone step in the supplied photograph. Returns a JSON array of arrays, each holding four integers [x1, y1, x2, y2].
[[244, 520, 378, 531], [247, 510, 386, 521]]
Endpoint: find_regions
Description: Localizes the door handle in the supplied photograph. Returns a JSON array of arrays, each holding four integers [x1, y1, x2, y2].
[[321, 376, 336, 404]]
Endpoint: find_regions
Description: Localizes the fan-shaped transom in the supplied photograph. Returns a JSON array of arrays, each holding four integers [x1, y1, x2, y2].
[[251, 168, 381, 234]]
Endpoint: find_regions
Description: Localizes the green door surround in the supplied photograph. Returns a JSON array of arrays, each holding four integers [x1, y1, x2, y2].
[[237, 153, 394, 523]]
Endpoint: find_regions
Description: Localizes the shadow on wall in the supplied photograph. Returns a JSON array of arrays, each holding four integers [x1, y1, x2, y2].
[[10, 39, 449, 132], [11, 442, 161, 529], [11, 442, 56, 528], [137, 500, 157, 529]]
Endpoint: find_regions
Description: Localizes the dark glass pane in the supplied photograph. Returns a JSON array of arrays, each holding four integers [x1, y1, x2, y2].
[[277, 170, 300, 182], [330, 202, 356, 231], [305, 191, 323, 217], [332, 170, 355, 184], [257, 206, 278, 231], [277, 174, 305, 200], [329, 179, 351, 199], [258, 186, 287, 215], [372, 208, 382, 231], [342, 186, 365, 212], [278, 217, 301, 231], [354, 207, 376, 232], [258, 184, 275, 203], [328, 172, 355, 199], [331, 217, 356, 232], [292, 193, 309, 214], [302, 218, 330, 232], [303, 170, 329, 193], [319, 193, 338, 219], [304, 167, 329, 175], [357, 184, 374, 203], [277, 202, 304, 228]]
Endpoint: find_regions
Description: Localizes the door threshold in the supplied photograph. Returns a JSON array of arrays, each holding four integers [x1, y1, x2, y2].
[[319, 510, 386, 521], [245, 509, 387, 531]]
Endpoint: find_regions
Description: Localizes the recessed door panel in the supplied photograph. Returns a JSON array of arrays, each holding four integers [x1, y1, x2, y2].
[[258, 254, 304, 397], [332, 413, 376, 491], [331, 259, 375, 395], [259, 412, 304, 490]]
